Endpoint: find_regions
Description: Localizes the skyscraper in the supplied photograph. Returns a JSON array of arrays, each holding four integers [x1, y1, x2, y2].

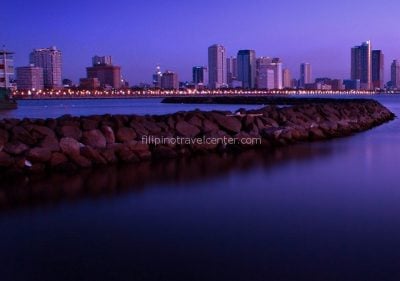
[[391, 60, 400, 89], [256, 57, 272, 89], [282, 68, 292, 88], [237, 50, 256, 89], [372, 50, 384, 89], [29, 46, 62, 89], [16, 65, 44, 90], [192, 66, 208, 86], [226, 56, 237, 86], [300, 63, 312, 88], [208, 44, 227, 89], [351, 41, 372, 90], [271, 58, 283, 89]]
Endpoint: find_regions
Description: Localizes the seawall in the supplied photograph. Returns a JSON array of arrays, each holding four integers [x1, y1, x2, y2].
[[0, 99, 395, 176]]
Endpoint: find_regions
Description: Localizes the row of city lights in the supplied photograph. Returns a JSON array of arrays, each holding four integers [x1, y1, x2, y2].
[[11, 89, 395, 98]]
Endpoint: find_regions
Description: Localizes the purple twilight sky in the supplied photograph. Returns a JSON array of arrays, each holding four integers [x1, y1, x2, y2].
[[3, 0, 400, 85]]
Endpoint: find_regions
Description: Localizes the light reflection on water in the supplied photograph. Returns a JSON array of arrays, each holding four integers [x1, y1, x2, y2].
[[0, 95, 399, 281]]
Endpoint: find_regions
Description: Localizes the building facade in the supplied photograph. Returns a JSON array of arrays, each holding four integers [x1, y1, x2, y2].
[[152, 66, 162, 88], [372, 50, 384, 89], [351, 41, 372, 90], [226, 56, 237, 86], [86, 55, 121, 89], [92, 55, 112, 66], [161, 71, 179, 90], [208, 44, 227, 89], [0, 49, 14, 89], [391, 60, 400, 89], [282, 68, 292, 88], [192, 66, 208, 86], [300, 63, 312, 88], [29, 47, 62, 89], [237, 50, 256, 89], [16, 65, 44, 90]]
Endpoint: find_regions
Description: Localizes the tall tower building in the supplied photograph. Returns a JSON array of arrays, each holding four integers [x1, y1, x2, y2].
[[351, 41, 372, 90], [271, 58, 283, 89], [256, 57, 272, 89], [372, 50, 384, 89], [29, 46, 62, 89], [391, 60, 400, 89], [226, 56, 237, 86], [237, 50, 256, 89], [300, 63, 312, 88], [208, 44, 227, 89], [282, 68, 292, 88]]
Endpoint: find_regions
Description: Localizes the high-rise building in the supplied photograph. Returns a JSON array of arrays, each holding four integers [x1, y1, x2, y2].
[[255, 57, 283, 89], [391, 60, 400, 89], [192, 66, 208, 85], [372, 50, 384, 89], [256, 57, 272, 89], [29, 46, 62, 89], [282, 68, 292, 88], [92, 55, 112, 66], [237, 50, 256, 89], [152, 66, 162, 88], [161, 71, 179, 90], [271, 58, 283, 89], [0, 49, 14, 89], [86, 55, 121, 89], [208, 44, 227, 89], [300, 63, 312, 88], [16, 65, 44, 90], [351, 41, 372, 90], [226, 56, 237, 86]]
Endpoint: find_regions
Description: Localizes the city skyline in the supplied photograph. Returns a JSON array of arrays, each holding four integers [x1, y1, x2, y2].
[[4, 0, 400, 85]]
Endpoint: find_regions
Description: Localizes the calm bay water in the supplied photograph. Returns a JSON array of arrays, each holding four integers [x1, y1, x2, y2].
[[1, 96, 400, 281]]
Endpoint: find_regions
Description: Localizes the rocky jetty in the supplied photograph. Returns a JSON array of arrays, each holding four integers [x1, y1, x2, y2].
[[0, 99, 395, 176]]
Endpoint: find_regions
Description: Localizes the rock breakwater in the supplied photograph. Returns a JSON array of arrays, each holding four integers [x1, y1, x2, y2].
[[0, 99, 395, 176]]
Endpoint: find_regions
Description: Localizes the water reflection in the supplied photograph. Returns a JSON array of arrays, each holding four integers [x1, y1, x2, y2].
[[0, 143, 334, 212]]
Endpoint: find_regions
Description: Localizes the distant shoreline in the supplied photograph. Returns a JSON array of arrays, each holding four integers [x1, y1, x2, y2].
[[11, 89, 400, 100]]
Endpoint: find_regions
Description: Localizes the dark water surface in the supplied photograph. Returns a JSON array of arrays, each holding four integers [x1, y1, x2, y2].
[[1, 96, 400, 281]]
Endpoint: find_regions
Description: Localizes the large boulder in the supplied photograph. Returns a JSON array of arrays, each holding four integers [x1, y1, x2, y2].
[[27, 147, 52, 163], [81, 146, 107, 165], [0, 128, 9, 147], [81, 129, 107, 149], [60, 137, 81, 156], [202, 119, 219, 133], [12, 126, 36, 145], [209, 113, 242, 134], [101, 125, 115, 144], [60, 125, 82, 140], [116, 127, 137, 143], [81, 118, 99, 131], [175, 120, 200, 138], [39, 135, 60, 152], [30, 125, 56, 138], [0, 151, 14, 167], [50, 152, 68, 167], [4, 141, 29, 155]]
